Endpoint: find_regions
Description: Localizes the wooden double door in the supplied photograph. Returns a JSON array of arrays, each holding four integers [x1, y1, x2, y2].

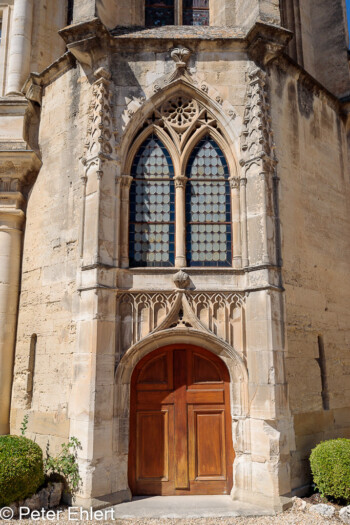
[[129, 345, 234, 495]]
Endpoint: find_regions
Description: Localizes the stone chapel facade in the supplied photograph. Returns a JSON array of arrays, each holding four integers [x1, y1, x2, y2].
[[0, 0, 349, 512]]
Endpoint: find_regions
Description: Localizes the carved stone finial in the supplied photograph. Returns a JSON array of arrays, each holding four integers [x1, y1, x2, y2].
[[173, 270, 190, 289], [171, 47, 191, 67]]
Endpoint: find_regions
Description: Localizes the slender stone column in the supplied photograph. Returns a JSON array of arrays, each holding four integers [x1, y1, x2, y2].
[[114, 175, 122, 267], [240, 177, 249, 267], [260, 171, 270, 264], [6, 0, 34, 96], [174, 175, 187, 268], [230, 177, 242, 268], [120, 175, 133, 269], [0, 187, 25, 434]]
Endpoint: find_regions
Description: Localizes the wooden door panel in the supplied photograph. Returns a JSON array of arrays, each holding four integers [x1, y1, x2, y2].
[[194, 410, 226, 480], [186, 390, 224, 404], [192, 353, 222, 383], [136, 390, 174, 407], [136, 409, 170, 481], [137, 352, 173, 391], [174, 349, 189, 489], [129, 345, 234, 496]]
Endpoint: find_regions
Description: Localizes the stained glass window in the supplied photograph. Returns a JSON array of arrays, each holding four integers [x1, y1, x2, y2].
[[186, 136, 232, 267], [129, 135, 175, 267], [183, 0, 209, 26], [145, 0, 175, 26]]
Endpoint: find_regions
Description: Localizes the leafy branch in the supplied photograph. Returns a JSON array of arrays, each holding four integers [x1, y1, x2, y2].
[[44, 437, 82, 495]]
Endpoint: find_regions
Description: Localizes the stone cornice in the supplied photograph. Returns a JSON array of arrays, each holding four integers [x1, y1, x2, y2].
[[59, 19, 110, 68], [0, 150, 41, 186], [246, 22, 293, 66], [22, 52, 76, 103]]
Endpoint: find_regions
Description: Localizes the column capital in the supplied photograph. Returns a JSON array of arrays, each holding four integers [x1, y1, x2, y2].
[[174, 175, 188, 189], [229, 177, 241, 190], [121, 175, 133, 189]]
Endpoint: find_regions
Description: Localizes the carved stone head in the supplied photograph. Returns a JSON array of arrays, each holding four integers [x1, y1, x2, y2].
[[173, 270, 190, 289]]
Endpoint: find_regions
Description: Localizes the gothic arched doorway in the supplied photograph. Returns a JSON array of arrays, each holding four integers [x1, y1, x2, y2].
[[128, 344, 234, 495]]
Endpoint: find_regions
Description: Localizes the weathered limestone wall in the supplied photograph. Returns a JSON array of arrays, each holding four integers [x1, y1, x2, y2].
[[30, 0, 67, 75], [270, 61, 350, 494], [10, 63, 90, 453], [234, 0, 281, 28], [280, 0, 350, 98]]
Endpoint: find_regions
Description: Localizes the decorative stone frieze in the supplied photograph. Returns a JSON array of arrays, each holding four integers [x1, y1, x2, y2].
[[116, 289, 245, 356]]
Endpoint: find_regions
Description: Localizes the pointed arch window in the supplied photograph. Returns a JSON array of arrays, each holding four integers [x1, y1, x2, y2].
[[145, 0, 209, 26], [129, 134, 175, 267], [185, 135, 232, 267]]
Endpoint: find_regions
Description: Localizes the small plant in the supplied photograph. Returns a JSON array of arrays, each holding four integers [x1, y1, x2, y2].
[[44, 437, 82, 495], [0, 435, 44, 506], [310, 438, 350, 503], [20, 414, 29, 436]]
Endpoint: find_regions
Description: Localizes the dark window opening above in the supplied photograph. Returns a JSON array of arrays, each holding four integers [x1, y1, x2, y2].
[[145, 0, 209, 27], [145, 0, 175, 27], [183, 0, 209, 26]]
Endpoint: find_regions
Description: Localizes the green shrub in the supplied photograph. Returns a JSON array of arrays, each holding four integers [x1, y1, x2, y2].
[[0, 435, 44, 506], [310, 438, 350, 503]]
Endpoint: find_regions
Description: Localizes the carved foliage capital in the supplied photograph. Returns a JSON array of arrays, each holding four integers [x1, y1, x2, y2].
[[229, 177, 240, 190], [174, 176, 188, 189]]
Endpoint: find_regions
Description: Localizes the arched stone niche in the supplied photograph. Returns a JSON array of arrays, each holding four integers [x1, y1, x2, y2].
[[113, 327, 250, 498]]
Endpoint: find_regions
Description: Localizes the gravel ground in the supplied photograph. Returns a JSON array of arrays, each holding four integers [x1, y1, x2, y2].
[[2, 497, 345, 524], [2, 508, 343, 525]]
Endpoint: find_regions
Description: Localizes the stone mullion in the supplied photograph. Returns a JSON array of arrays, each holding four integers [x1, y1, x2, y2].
[[230, 177, 242, 268], [120, 175, 133, 269], [174, 175, 187, 268]]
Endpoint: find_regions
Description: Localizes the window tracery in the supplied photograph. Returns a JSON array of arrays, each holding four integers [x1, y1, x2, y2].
[[125, 94, 240, 270]]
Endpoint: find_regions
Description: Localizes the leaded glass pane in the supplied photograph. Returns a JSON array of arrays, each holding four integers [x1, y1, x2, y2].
[[145, 0, 175, 26], [130, 135, 175, 267], [186, 136, 232, 267], [183, 0, 209, 26]]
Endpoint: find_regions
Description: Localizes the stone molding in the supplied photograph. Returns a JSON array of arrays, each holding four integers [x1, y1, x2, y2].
[[240, 67, 276, 171], [116, 289, 245, 356], [82, 67, 118, 170]]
